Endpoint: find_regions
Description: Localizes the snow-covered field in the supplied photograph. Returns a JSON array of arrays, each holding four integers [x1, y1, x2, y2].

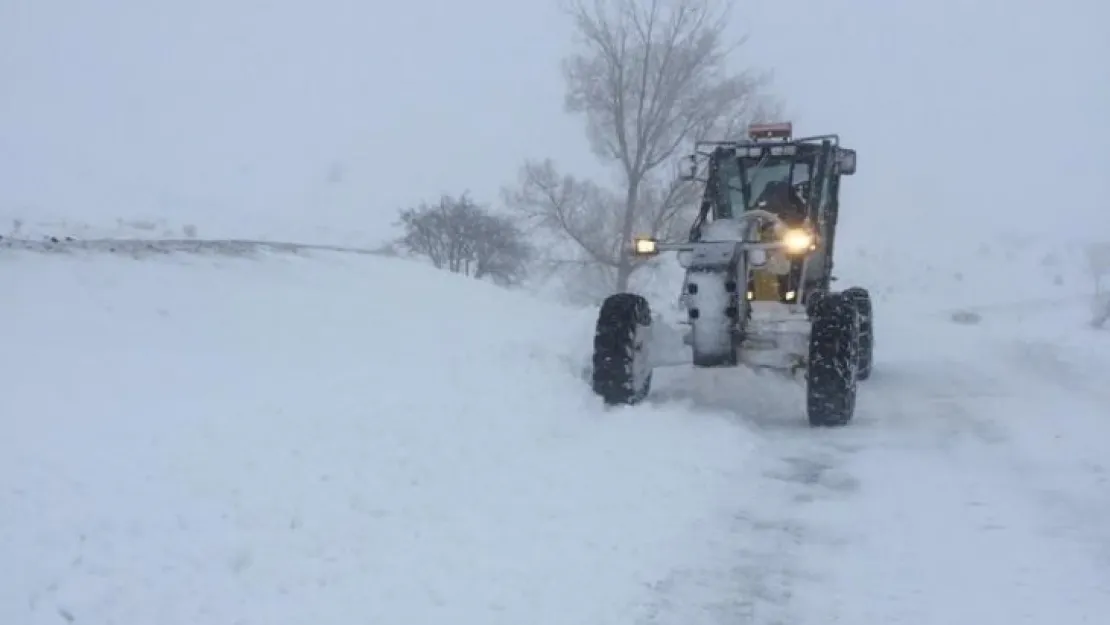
[[0, 244, 753, 625], [0, 214, 391, 249], [3, 237, 1110, 624]]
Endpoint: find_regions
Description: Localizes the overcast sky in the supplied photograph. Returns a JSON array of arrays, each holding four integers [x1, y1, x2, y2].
[[2, 0, 1106, 243]]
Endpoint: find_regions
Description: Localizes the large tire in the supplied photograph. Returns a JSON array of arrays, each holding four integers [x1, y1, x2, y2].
[[592, 293, 653, 405], [843, 286, 873, 380], [806, 292, 860, 427]]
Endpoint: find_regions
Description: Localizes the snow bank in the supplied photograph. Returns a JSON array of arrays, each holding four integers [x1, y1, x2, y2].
[[0, 213, 390, 249], [0, 247, 755, 625]]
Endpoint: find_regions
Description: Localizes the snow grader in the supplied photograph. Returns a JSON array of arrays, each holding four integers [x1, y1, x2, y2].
[[589, 122, 873, 427]]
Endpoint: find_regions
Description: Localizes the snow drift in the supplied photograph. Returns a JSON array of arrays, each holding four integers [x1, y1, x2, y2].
[[0, 243, 758, 625]]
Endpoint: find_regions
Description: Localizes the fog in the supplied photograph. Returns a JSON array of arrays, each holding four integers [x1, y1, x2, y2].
[[2, 0, 1106, 244], [742, 0, 1109, 245]]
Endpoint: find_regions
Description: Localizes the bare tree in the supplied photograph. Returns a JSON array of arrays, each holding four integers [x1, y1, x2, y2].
[[395, 193, 532, 286], [1093, 295, 1110, 329], [1087, 242, 1110, 294], [506, 0, 778, 294], [1087, 242, 1110, 328]]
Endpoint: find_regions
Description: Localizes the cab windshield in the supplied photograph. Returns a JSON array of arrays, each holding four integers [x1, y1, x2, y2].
[[739, 157, 810, 209], [715, 154, 811, 218]]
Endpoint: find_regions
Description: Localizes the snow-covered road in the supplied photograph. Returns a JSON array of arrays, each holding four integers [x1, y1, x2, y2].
[[647, 299, 1110, 624], [2, 243, 1108, 624]]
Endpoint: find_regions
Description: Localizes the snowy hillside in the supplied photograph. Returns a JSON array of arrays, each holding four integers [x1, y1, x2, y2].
[[0, 214, 391, 249], [3, 239, 1110, 624], [0, 243, 756, 625]]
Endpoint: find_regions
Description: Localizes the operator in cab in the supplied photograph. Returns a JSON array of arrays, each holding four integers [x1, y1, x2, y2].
[[754, 180, 807, 226], [751, 180, 809, 302]]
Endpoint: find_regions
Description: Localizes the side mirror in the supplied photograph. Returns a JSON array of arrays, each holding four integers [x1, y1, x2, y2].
[[679, 154, 697, 181], [837, 149, 856, 175]]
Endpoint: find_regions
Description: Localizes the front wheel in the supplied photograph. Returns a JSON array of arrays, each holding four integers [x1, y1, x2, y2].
[[806, 292, 860, 427], [591, 293, 653, 405]]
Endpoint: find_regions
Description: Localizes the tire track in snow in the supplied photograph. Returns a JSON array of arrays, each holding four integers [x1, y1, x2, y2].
[[639, 367, 864, 625], [639, 308, 1110, 623], [803, 319, 1110, 623], [984, 334, 1110, 569]]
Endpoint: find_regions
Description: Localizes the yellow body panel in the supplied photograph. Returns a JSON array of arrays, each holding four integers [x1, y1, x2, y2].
[[751, 269, 781, 301]]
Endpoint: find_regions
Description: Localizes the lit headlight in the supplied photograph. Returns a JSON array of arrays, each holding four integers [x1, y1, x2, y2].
[[782, 228, 815, 254], [632, 237, 658, 255]]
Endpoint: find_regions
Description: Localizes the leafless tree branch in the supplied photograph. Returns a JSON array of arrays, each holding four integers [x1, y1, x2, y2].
[[512, 0, 779, 295]]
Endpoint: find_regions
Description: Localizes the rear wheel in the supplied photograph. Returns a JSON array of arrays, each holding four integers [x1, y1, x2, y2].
[[806, 292, 860, 426], [592, 293, 653, 405], [843, 286, 873, 380]]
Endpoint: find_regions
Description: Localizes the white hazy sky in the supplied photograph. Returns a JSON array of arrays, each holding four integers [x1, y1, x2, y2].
[[2, 0, 1107, 243]]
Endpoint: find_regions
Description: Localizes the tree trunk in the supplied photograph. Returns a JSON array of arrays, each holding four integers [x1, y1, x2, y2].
[[614, 179, 640, 292], [1094, 292, 1110, 328]]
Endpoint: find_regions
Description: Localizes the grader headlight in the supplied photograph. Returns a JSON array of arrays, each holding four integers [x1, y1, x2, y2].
[[782, 228, 816, 255]]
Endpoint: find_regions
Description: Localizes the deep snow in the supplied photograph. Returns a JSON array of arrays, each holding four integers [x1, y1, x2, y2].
[[3, 238, 1110, 624], [0, 244, 759, 625]]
